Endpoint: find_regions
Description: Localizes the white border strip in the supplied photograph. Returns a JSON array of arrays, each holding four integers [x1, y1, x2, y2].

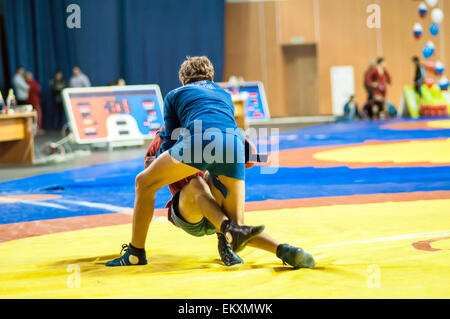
[[312, 230, 450, 249]]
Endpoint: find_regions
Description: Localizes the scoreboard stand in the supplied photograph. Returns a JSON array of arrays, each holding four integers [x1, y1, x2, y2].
[[62, 85, 165, 150], [218, 81, 271, 124]]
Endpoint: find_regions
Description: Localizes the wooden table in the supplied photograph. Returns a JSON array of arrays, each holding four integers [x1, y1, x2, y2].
[[0, 111, 36, 164], [232, 96, 248, 130]]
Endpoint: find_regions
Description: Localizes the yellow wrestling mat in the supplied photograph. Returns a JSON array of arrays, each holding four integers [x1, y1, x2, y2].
[[314, 138, 450, 165], [1, 199, 449, 299], [427, 120, 450, 129]]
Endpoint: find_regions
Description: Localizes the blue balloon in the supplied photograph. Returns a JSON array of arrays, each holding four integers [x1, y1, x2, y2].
[[439, 80, 449, 90], [435, 64, 445, 75], [430, 23, 440, 36], [422, 46, 434, 59]]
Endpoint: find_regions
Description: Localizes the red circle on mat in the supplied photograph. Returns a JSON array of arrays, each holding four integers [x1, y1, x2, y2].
[[411, 236, 450, 252]]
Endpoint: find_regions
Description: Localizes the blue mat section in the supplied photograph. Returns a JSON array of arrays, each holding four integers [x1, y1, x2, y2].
[[270, 118, 450, 151], [1, 119, 450, 225]]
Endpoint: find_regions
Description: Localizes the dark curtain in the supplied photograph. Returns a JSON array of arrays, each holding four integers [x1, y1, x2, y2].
[[1, 0, 225, 129]]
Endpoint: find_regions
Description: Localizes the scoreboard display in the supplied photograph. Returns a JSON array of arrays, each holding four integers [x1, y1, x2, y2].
[[218, 81, 270, 122], [62, 85, 164, 144]]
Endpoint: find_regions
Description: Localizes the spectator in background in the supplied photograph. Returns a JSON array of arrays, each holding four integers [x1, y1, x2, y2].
[[412, 56, 425, 98], [12, 66, 29, 105], [25, 72, 43, 134], [108, 78, 126, 86], [50, 71, 66, 129], [363, 61, 376, 102], [343, 95, 361, 120], [69, 66, 91, 87], [365, 57, 391, 119], [363, 100, 376, 119]]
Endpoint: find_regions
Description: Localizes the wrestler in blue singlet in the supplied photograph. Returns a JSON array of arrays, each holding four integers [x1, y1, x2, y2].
[[158, 80, 245, 185]]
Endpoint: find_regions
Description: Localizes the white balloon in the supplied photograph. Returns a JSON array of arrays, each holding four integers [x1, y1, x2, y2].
[[426, 0, 438, 8], [431, 8, 444, 24], [414, 23, 423, 31], [427, 40, 435, 48]]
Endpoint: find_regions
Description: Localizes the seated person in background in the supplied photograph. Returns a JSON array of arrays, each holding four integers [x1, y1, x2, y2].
[[343, 95, 361, 119], [362, 99, 381, 120], [363, 99, 396, 120], [387, 101, 397, 118]]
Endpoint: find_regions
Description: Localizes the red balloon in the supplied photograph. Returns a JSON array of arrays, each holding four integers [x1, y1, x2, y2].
[[425, 78, 435, 88]]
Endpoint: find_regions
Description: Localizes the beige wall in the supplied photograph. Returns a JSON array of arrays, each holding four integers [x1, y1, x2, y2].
[[224, 2, 288, 117], [224, 0, 450, 116]]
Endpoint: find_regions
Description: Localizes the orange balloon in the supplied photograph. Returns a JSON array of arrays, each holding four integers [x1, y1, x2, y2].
[[425, 60, 436, 72]]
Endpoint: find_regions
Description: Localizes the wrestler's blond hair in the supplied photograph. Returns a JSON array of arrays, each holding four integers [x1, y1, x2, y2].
[[178, 56, 215, 84]]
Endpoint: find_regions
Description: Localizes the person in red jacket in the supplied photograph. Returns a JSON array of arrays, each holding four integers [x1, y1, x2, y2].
[[25, 72, 44, 134], [364, 57, 391, 119], [141, 127, 315, 269]]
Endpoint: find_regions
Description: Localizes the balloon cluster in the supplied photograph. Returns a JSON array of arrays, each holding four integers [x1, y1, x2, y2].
[[415, 1, 444, 40], [415, 1, 447, 90]]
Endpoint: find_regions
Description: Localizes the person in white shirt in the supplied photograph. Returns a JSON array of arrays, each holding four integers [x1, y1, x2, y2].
[[12, 66, 29, 105], [69, 66, 91, 88]]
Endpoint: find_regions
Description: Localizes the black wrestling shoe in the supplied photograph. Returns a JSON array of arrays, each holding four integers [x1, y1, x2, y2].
[[217, 233, 244, 266], [220, 220, 265, 252], [276, 244, 315, 269]]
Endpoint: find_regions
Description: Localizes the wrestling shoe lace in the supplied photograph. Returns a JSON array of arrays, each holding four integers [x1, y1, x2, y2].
[[105, 243, 147, 267]]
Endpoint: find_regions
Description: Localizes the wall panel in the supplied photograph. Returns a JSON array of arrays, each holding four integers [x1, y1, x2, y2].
[[225, 0, 450, 117]]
